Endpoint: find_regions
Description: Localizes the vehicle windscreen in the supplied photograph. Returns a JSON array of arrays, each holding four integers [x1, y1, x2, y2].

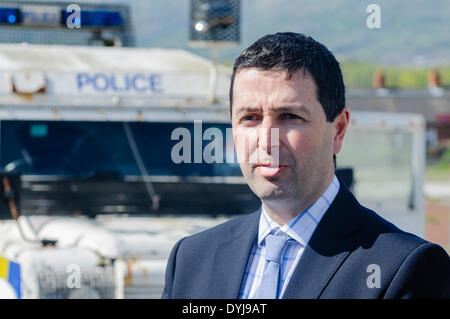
[[0, 120, 242, 178]]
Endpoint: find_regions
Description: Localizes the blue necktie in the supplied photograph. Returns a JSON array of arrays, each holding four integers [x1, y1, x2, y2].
[[255, 234, 288, 299]]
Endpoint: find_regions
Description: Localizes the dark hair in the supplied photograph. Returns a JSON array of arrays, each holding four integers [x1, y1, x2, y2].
[[229, 32, 345, 122]]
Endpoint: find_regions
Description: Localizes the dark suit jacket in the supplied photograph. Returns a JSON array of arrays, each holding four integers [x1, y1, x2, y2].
[[162, 182, 450, 298]]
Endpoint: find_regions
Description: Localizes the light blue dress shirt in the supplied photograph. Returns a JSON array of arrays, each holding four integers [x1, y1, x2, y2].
[[238, 175, 340, 299]]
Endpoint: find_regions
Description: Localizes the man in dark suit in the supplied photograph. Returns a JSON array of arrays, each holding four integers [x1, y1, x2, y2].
[[162, 32, 450, 299]]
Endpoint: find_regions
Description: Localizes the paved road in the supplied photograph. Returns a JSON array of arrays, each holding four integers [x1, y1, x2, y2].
[[424, 181, 450, 252]]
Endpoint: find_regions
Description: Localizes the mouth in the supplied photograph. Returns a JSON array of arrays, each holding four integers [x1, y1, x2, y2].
[[254, 164, 289, 178]]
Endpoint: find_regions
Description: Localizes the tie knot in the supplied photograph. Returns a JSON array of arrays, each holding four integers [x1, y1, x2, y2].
[[264, 234, 288, 263]]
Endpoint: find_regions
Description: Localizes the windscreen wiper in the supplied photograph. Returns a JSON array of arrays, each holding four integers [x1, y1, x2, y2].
[[122, 122, 160, 211]]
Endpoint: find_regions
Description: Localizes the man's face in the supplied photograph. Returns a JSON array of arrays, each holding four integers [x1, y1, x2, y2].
[[231, 68, 343, 205]]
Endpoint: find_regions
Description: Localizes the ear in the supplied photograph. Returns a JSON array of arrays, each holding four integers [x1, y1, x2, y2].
[[333, 107, 351, 155]]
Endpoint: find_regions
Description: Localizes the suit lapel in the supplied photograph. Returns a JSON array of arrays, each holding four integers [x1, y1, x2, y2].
[[207, 209, 261, 298], [282, 184, 363, 299]]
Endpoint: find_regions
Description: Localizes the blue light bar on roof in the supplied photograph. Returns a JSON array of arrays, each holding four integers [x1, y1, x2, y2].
[[61, 9, 124, 28], [0, 8, 20, 25]]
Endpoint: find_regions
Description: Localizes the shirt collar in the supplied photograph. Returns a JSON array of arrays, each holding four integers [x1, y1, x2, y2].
[[257, 175, 340, 247]]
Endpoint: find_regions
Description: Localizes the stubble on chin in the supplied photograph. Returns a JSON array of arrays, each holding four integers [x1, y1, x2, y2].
[[245, 167, 301, 202]]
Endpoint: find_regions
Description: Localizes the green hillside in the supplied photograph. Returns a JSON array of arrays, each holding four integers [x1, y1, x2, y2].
[[341, 62, 450, 89]]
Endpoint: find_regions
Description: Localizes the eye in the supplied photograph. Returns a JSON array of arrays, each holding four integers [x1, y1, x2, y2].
[[240, 114, 260, 122], [279, 113, 303, 121]]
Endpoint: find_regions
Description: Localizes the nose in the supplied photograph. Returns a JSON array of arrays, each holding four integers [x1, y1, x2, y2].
[[257, 118, 279, 155]]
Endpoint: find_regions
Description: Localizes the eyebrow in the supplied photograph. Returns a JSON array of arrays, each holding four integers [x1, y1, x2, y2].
[[234, 105, 311, 117]]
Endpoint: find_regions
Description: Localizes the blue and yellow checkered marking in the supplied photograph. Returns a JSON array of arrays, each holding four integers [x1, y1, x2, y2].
[[0, 256, 21, 298]]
